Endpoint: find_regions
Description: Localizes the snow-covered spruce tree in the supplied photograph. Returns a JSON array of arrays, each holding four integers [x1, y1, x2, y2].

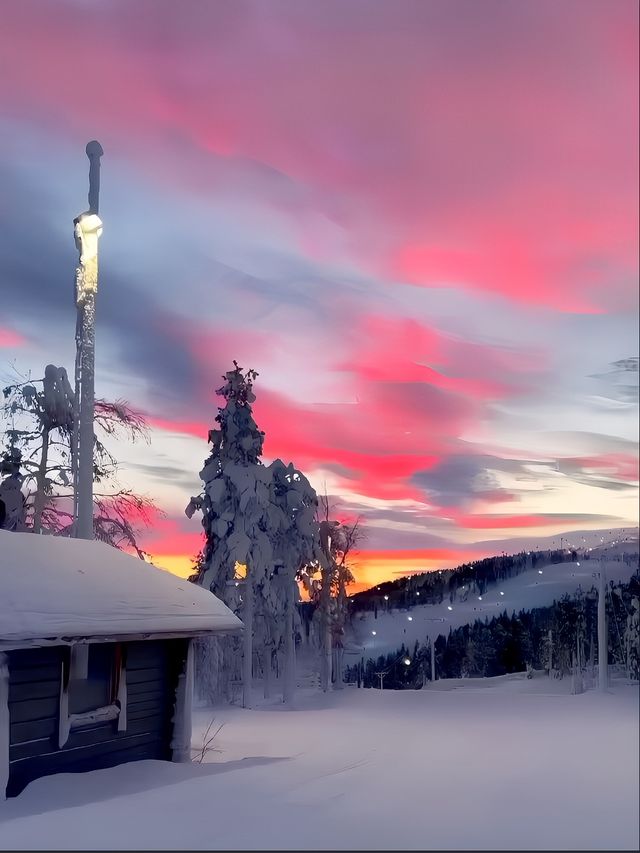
[[186, 363, 324, 706], [260, 459, 323, 703], [186, 363, 266, 707]]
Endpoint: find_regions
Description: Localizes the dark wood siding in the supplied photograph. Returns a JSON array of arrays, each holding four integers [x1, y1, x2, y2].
[[6, 639, 187, 798]]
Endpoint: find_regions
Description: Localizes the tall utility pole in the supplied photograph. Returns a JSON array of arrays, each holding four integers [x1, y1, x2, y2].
[[73, 141, 104, 540]]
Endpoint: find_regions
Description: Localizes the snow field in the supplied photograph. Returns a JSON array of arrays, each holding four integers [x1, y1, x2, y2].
[[0, 676, 637, 851]]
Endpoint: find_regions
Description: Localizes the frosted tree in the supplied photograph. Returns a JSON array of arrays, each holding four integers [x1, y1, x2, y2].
[[299, 498, 359, 691], [624, 593, 639, 680], [329, 518, 359, 688], [0, 447, 26, 531], [186, 363, 267, 707], [187, 363, 324, 706], [1, 365, 156, 554], [266, 459, 323, 703]]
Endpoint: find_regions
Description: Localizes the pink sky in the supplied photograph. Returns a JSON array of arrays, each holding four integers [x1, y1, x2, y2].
[[0, 0, 638, 587]]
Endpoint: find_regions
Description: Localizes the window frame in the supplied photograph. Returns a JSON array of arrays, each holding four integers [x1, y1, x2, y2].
[[58, 642, 127, 748]]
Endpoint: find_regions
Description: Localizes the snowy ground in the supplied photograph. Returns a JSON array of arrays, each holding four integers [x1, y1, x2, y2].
[[1, 675, 638, 851]]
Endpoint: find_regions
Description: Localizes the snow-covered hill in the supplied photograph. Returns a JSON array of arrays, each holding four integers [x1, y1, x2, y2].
[[347, 549, 638, 660]]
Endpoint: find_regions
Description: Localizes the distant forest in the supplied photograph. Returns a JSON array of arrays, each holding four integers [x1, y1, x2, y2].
[[344, 569, 640, 689]]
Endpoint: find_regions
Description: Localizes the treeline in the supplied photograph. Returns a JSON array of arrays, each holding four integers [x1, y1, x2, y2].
[[349, 549, 580, 616], [345, 571, 640, 688]]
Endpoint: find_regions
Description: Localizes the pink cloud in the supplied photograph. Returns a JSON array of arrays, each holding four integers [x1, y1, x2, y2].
[[564, 453, 639, 483], [145, 309, 550, 504], [452, 513, 585, 530], [338, 314, 544, 399], [1, 1, 636, 312], [139, 514, 203, 561], [0, 327, 25, 348]]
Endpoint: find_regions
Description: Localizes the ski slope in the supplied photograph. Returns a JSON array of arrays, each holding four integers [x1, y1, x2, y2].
[[347, 550, 638, 660]]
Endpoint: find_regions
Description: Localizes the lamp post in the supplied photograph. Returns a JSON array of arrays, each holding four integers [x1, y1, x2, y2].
[[73, 141, 104, 540]]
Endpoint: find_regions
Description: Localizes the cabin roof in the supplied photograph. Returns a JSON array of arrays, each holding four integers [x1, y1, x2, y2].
[[0, 530, 242, 646]]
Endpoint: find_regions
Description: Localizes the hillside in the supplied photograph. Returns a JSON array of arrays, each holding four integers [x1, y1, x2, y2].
[[346, 546, 638, 661]]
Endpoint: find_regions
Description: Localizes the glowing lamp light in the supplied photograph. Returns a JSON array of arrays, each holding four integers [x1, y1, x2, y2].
[[478, 596, 482, 601], [416, 592, 420, 596], [403, 658, 411, 666], [447, 606, 453, 611], [407, 616, 413, 621], [384, 595, 389, 601], [538, 570, 543, 574], [576, 562, 580, 566], [500, 591, 505, 596], [371, 631, 377, 636]]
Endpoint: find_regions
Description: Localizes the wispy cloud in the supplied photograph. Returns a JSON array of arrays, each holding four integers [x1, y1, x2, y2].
[[0, 0, 637, 584]]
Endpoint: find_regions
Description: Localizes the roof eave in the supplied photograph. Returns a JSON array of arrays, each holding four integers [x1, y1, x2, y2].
[[0, 624, 243, 652]]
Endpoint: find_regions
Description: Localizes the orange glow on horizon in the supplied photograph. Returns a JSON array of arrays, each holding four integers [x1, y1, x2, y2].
[[347, 548, 479, 592], [151, 554, 194, 579], [150, 548, 477, 595]]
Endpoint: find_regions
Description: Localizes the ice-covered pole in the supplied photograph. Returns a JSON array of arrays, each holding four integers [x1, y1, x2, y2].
[[74, 141, 104, 540]]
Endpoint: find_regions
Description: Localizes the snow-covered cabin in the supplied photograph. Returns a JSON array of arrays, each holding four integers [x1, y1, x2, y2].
[[0, 530, 241, 798]]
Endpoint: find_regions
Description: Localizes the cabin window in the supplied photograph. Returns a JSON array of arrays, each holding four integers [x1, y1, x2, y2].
[[68, 644, 116, 715], [58, 643, 127, 747]]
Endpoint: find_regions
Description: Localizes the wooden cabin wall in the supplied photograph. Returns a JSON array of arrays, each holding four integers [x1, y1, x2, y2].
[[6, 638, 187, 797]]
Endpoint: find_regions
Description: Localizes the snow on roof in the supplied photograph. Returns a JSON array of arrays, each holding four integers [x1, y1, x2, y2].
[[0, 530, 242, 646]]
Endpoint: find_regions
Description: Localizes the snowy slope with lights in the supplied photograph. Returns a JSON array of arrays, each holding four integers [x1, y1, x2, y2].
[[0, 675, 638, 851], [348, 547, 638, 661]]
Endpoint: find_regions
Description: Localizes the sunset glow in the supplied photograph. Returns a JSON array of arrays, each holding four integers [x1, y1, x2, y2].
[[0, 0, 637, 589]]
